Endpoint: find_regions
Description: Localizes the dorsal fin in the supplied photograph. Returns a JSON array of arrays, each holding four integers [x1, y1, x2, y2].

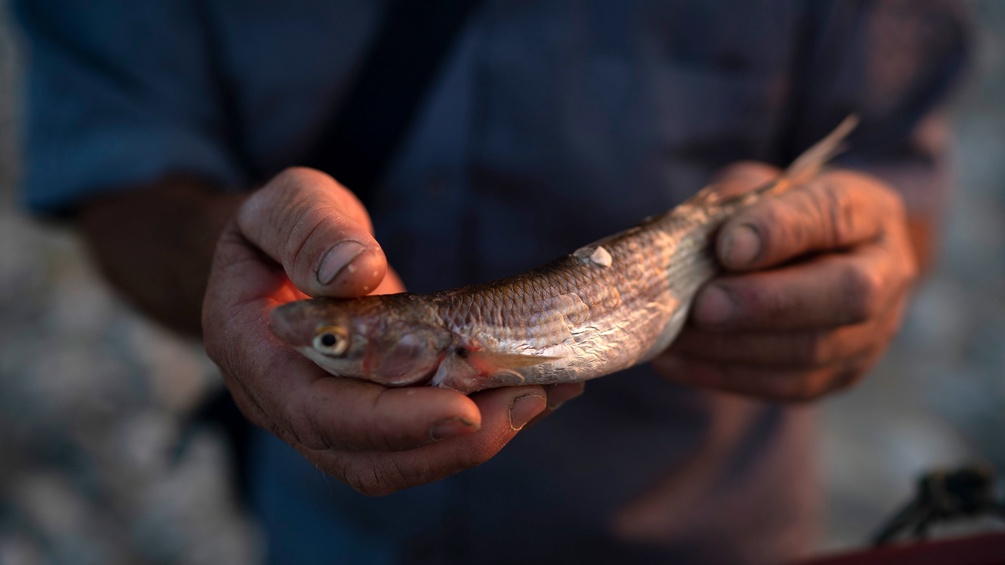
[[685, 115, 859, 208], [782, 114, 859, 186]]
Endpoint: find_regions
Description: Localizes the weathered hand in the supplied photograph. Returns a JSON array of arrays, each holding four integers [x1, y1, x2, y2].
[[202, 168, 580, 495], [653, 162, 918, 401]]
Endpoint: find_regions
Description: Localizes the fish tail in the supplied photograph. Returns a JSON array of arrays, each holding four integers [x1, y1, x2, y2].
[[687, 115, 859, 209], [773, 114, 859, 191]]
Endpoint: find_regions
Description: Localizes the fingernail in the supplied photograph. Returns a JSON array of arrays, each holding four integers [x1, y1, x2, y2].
[[694, 285, 734, 326], [429, 417, 477, 441], [722, 224, 761, 268], [509, 393, 546, 431], [317, 241, 367, 285]]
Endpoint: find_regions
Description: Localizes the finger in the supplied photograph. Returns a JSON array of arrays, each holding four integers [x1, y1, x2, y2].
[[691, 241, 910, 330], [318, 387, 547, 496], [525, 382, 585, 428], [216, 318, 483, 453], [671, 296, 905, 369], [373, 265, 406, 295], [280, 375, 483, 452], [544, 382, 586, 410], [204, 223, 306, 313], [204, 225, 475, 453], [223, 300, 482, 452], [237, 167, 387, 298], [717, 169, 904, 270], [709, 161, 781, 199], [203, 224, 309, 399], [652, 353, 875, 403], [204, 219, 300, 426]]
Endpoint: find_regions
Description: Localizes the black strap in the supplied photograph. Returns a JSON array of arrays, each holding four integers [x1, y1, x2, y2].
[[304, 0, 482, 191]]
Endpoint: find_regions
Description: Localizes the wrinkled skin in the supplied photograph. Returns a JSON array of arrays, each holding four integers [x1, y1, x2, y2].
[[202, 160, 918, 497], [655, 162, 917, 402], [202, 168, 582, 496]]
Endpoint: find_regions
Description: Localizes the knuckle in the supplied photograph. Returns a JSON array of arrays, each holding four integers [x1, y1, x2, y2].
[[887, 192, 907, 220], [818, 179, 855, 247], [782, 190, 819, 243], [782, 378, 829, 403], [746, 174, 855, 260], [786, 366, 863, 403], [902, 251, 919, 282], [269, 168, 332, 225], [253, 169, 317, 220], [274, 166, 334, 190], [741, 280, 787, 319], [273, 167, 371, 231], [831, 366, 863, 391], [746, 203, 790, 256], [799, 332, 835, 366], [282, 207, 328, 279], [871, 179, 907, 218], [366, 390, 424, 452], [839, 264, 884, 323]]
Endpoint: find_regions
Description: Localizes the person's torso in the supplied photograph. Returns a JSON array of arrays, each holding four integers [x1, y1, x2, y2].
[[216, 2, 820, 563]]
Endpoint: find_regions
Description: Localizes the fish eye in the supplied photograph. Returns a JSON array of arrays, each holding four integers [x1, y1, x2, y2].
[[313, 325, 349, 356]]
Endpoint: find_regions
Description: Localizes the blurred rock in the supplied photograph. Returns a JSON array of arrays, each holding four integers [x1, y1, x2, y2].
[[0, 4, 261, 561], [820, 0, 1005, 551]]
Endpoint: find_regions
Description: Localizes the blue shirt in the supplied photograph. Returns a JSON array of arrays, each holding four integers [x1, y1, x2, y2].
[[16, 1, 969, 563]]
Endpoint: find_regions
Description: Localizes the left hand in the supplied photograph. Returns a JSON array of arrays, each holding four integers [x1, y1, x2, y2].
[[652, 162, 919, 402], [202, 168, 581, 496]]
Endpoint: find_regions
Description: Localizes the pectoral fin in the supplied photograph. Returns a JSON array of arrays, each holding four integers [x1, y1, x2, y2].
[[431, 349, 561, 393], [431, 353, 479, 389], [467, 351, 561, 371]]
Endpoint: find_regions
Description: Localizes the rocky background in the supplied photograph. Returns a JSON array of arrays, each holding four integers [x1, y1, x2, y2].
[[820, 1, 1005, 550], [0, 2, 1002, 563], [0, 5, 260, 564]]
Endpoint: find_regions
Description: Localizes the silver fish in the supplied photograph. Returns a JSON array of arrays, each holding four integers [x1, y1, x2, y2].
[[271, 117, 858, 394]]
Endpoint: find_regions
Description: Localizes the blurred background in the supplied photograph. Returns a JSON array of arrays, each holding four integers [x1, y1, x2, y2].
[[0, 2, 1002, 563]]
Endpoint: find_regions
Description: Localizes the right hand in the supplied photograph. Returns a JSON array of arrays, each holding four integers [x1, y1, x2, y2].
[[202, 168, 582, 495]]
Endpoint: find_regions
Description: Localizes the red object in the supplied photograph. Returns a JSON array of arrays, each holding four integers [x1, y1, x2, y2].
[[798, 532, 1005, 565]]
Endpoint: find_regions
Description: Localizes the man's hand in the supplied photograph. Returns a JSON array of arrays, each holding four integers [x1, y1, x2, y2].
[[202, 168, 581, 495], [653, 163, 919, 402]]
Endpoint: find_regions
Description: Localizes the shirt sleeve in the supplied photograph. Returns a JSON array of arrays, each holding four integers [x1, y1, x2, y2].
[[13, 0, 247, 216]]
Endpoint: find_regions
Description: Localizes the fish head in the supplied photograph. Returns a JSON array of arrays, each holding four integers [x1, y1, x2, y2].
[[270, 295, 453, 386]]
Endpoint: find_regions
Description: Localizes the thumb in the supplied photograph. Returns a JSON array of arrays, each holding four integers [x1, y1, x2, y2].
[[709, 160, 780, 199], [236, 167, 386, 297], [709, 161, 780, 270]]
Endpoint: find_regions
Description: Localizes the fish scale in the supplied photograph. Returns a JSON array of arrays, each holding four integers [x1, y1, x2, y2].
[[270, 118, 857, 393]]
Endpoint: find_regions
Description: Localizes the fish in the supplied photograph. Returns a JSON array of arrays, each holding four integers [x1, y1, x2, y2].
[[270, 117, 858, 394]]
